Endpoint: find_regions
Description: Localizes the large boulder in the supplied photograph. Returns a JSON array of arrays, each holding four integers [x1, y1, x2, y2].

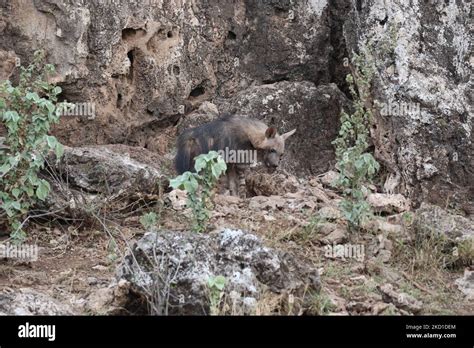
[[413, 203, 474, 244], [36, 144, 168, 222], [117, 229, 321, 315], [218, 81, 351, 175], [53, 144, 165, 195]]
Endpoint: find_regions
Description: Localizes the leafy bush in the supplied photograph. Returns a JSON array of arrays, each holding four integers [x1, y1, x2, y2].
[[332, 49, 380, 230], [0, 50, 71, 242], [169, 151, 226, 233]]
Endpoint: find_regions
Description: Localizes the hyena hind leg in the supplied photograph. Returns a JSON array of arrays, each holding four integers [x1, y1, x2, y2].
[[227, 166, 239, 196]]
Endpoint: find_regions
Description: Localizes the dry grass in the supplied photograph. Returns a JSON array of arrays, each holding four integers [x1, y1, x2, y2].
[[390, 230, 471, 314]]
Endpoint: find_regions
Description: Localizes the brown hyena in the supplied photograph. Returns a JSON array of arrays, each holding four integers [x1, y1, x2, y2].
[[175, 114, 296, 196]]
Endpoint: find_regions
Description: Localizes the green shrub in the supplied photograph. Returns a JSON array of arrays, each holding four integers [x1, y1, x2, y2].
[[0, 50, 71, 242], [169, 151, 226, 233], [332, 49, 380, 230]]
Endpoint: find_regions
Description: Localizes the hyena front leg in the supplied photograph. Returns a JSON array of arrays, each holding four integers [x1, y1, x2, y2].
[[236, 166, 249, 198], [227, 165, 239, 196]]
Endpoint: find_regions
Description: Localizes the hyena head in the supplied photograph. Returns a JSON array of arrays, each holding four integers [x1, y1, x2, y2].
[[259, 127, 296, 170]]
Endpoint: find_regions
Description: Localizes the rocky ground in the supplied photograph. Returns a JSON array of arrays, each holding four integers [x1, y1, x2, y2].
[[0, 145, 472, 315], [0, 0, 472, 316]]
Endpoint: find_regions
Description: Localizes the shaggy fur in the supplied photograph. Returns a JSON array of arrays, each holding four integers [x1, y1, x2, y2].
[[175, 114, 295, 195]]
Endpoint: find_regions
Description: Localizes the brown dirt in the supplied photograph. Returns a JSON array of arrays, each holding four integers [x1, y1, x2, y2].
[[1, 170, 471, 315]]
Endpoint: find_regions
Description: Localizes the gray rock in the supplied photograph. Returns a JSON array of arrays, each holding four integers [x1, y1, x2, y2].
[[85, 279, 132, 315], [1, 0, 335, 152], [218, 82, 351, 175], [54, 145, 164, 195], [321, 228, 348, 245], [117, 229, 320, 315], [0, 288, 74, 315], [319, 171, 339, 187], [413, 203, 474, 243], [248, 195, 286, 211]]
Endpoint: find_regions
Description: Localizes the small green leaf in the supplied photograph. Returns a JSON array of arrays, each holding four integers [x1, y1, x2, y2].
[[183, 176, 198, 193], [3, 111, 20, 122], [11, 188, 21, 198], [26, 92, 40, 102], [169, 175, 185, 190], [11, 201, 21, 211], [140, 212, 158, 230], [55, 142, 64, 159], [46, 135, 57, 149], [213, 275, 226, 290], [46, 101, 55, 113], [0, 163, 11, 175], [35, 179, 50, 201]]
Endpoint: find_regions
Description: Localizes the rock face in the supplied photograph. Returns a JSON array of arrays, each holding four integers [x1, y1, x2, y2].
[[117, 229, 321, 315], [0, 0, 338, 152], [1, 0, 472, 208], [343, 0, 473, 209]]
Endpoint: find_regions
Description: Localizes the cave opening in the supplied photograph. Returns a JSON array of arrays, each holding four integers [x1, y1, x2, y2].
[[189, 86, 205, 98], [116, 93, 122, 108], [227, 31, 237, 40], [127, 49, 135, 78], [122, 28, 146, 41]]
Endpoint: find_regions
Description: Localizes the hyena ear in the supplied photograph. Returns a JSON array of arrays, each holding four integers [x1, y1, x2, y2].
[[265, 127, 277, 139], [281, 128, 296, 140]]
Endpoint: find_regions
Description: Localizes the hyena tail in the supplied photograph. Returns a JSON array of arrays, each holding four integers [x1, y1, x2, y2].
[[175, 132, 196, 174]]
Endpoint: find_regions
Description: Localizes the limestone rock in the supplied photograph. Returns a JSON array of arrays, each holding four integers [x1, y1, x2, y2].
[[0, 288, 74, 315], [117, 229, 320, 315]]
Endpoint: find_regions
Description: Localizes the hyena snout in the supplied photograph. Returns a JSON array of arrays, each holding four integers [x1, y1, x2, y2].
[[264, 151, 281, 171]]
